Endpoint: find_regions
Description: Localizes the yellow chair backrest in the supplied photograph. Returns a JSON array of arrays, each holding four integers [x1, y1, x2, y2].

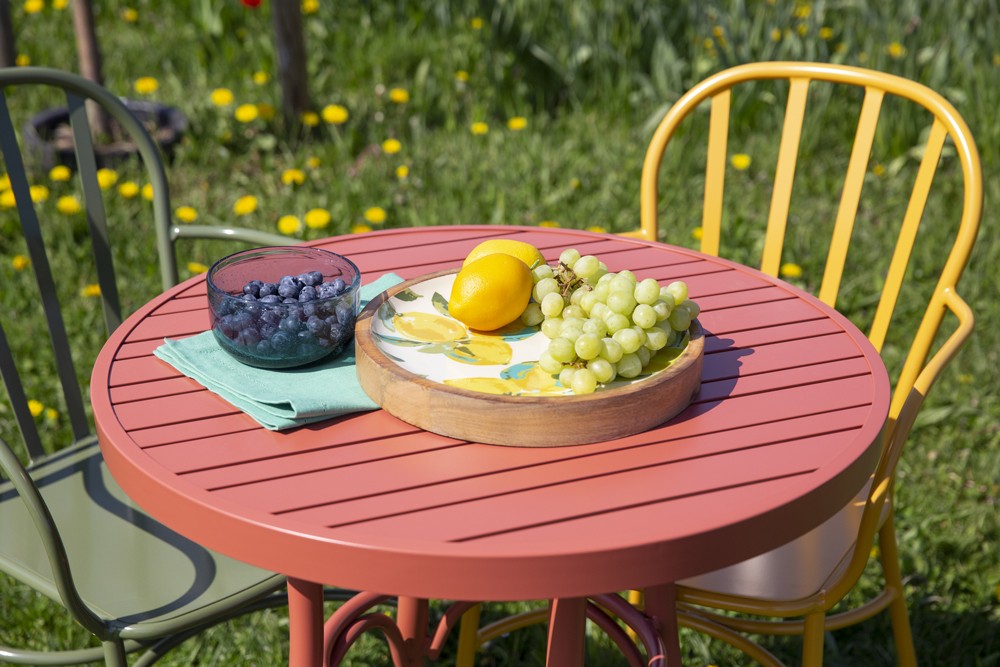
[[637, 62, 982, 594]]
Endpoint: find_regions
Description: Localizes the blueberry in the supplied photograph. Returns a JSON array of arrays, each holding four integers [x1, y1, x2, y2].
[[260, 308, 283, 326], [282, 297, 298, 304], [258, 321, 278, 340], [298, 285, 317, 302], [279, 316, 302, 334], [231, 310, 255, 331], [331, 278, 346, 294], [259, 294, 281, 304], [242, 280, 263, 298], [316, 283, 337, 299], [299, 271, 323, 287], [270, 330, 294, 352], [278, 281, 300, 299], [306, 315, 329, 337], [240, 293, 257, 302], [236, 327, 261, 347], [256, 339, 273, 355], [259, 282, 278, 298], [217, 315, 237, 339], [336, 302, 355, 326]]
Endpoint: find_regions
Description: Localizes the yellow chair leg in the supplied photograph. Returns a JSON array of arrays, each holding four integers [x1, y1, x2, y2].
[[455, 603, 483, 667], [802, 612, 826, 666], [879, 515, 918, 667], [626, 589, 644, 641]]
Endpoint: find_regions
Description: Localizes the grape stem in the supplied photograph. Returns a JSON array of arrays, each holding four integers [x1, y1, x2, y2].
[[554, 261, 591, 298]]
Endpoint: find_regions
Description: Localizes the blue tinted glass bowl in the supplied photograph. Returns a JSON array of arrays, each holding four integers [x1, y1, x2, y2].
[[207, 247, 361, 369]]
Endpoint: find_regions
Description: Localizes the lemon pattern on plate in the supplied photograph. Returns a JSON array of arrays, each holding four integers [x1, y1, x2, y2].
[[445, 362, 570, 396]]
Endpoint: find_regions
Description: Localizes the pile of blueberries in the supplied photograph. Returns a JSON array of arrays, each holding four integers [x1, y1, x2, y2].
[[210, 269, 357, 368]]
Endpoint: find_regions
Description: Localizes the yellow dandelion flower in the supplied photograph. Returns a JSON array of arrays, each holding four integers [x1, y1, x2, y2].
[[233, 195, 258, 216], [253, 70, 270, 85], [585, 225, 607, 234], [835, 42, 847, 54], [133, 76, 159, 95], [569, 177, 581, 189], [28, 399, 44, 417], [994, 53, 1000, 67], [96, 168, 118, 190], [53, 0, 67, 8], [711, 25, 725, 38], [15, 54, 30, 66], [507, 116, 527, 131], [872, 163, 886, 177], [301, 110, 320, 126], [364, 207, 387, 224], [304, 208, 331, 229], [819, 26, 834, 40], [455, 70, 469, 82], [141, 183, 154, 201], [281, 168, 306, 186], [24, 0, 43, 15], [1, 190, 16, 208], [388, 87, 410, 104], [957, 373, 973, 385], [796, 23, 808, 36], [870, 545, 880, 560], [12, 254, 30, 271], [49, 165, 71, 182], [692, 227, 704, 241], [470, 16, 483, 30], [470, 121, 489, 135], [351, 223, 372, 234], [301, 0, 318, 14], [277, 215, 303, 235], [0, 173, 8, 190], [80, 284, 102, 298], [382, 138, 402, 154], [703, 38, 714, 50], [730, 153, 752, 170], [770, 27, 782, 42], [396, 165, 409, 180], [321, 104, 349, 124], [210, 88, 234, 106], [793, 3, 812, 19], [858, 52, 869, 63], [29, 184, 49, 202], [187, 261, 209, 274], [121, 7, 138, 22], [175, 205, 198, 223], [306, 156, 321, 169], [539, 220, 561, 228], [56, 195, 81, 214], [256, 103, 276, 121], [234, 103, 259, 123], [779, 262, 803, 279], [118, 181, 139, 199], [886, 42, 907, 59], [44, 407, 58, 420]]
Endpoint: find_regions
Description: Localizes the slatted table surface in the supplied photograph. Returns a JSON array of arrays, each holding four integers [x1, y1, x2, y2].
[[92, 226, 889, 664]]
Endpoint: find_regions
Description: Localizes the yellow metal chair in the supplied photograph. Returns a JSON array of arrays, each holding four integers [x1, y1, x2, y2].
[[457, 62, 982, 666]]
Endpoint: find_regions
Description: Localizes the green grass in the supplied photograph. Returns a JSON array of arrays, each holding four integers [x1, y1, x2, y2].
[[1, 0, 998, 664]]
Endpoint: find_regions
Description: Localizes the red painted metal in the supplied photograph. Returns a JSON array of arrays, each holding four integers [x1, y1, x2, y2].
[[91, 226, 891, 664]]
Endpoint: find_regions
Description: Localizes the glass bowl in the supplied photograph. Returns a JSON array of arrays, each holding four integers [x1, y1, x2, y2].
[[207, 247, 361, 369]]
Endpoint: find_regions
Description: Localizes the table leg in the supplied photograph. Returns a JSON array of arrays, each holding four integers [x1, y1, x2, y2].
[[644, 583, 682, 666], [545, 597, 587, 666], [288, 577, 324, 667], [396, 596, 429, 667]]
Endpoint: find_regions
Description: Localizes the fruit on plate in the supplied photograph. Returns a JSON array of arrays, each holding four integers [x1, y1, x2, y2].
[[462, 238, 546, 269], [449, 253, 533, 331]]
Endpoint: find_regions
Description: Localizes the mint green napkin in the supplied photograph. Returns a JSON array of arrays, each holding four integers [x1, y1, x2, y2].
[[154, 273, 402, 430]]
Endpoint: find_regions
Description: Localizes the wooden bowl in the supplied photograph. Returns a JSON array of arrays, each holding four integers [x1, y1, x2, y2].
[[355, 270, 704, 447]]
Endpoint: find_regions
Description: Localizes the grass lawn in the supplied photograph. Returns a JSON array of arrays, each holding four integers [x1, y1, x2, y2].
[[1, 0, 998, 664]]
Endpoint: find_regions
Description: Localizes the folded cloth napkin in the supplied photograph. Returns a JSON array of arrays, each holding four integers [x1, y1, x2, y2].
[[154, 272, 403, 431]]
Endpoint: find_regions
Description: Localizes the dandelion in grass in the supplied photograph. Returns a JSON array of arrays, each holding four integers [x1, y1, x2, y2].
[[14, 53, 30, 66], [234, 103, 259, 123], [28, 400, 44, 417], [819, 26, 834, 40], [134, 77, 159, 95], [539, 220, 560, 228], [121, 7, 138, 22], [351, 223, 371, 234], [886, 42, 907, 59], [569, 177, 581, 189], [301, 0, 318, 14], [257, 103, 276, 121], [507, 116, 527, 131], [12, 255, 30, 271], [364, 207, 387, 224], [23, 0, 43, 15], [0, 190, 16, 208], [233, 195, 258, 216], [187, 262, 209, 274], [322, 104, 349, 125], [793, 3, 811, 19], [0, 174, 8, 191], [382, 138, 402, 155], [692, 227, 704, 241], [301, 110, 320, 127], [470, 17, 483, 30], [730, 153, 751, 170], [52, 0, 67, 8], [29, 185, 49, 202], [96, 168, 118, 190], [586, 225, 606, 234], [306, 156, 321, 169], [702, 38, 714, 50], [957, 373, 973, 385], [141, 183, 154, 201], [470, 122, 489, 136], [45, 407, 58, 421], [455, 70, 469, 82], [81, 284, 101, 298], [281, 168, 306, 186], [210, 88, 234, 107], [305, 208, 331, 229], [872, 163, 886, 177], [396, 165, 409, 180], [175, 206, 198, 223], [118, 181, 139, 199], [56, 195, 81, 215], [870, 545, 879, 559], [796, 23, 808, 36], [388, 88, 410, 104], [253, 70, 270, 85], [780, 263, 803, 279], [277, 215, 303, 235], [49, 165, 71, 182], [770, 28, 782, 42]]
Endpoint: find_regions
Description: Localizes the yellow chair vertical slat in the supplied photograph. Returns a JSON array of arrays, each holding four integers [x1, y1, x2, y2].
[[760, 77, 810, 277], [868, 119, 947, 354], [819, 87, 885, 307], [699, 90, 731, 258]]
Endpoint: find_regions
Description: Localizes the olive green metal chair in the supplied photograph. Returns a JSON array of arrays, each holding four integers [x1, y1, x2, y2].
[[457, 62, 982, 666], [0, 67, 302, 665]]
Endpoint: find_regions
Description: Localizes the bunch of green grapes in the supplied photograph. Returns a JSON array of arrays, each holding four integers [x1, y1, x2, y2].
[[520, 248, 700, 395]]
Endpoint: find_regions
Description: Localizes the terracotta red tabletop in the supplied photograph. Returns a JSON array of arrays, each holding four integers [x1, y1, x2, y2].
[[91, 226, 889, 664]]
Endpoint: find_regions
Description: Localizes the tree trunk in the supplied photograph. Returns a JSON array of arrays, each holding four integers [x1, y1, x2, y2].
[[71, 0, 110, 137], [271, 0, 311, 131], [0, 0, 16, 68]]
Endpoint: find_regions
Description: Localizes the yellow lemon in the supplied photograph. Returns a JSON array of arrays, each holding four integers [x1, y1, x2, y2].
[[449, 254, 533, 331], [462, 238, 545, 269]]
